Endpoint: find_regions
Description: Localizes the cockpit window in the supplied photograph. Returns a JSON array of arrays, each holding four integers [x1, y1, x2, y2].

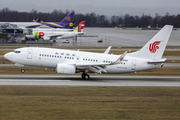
[[13, 51, 21, 53]]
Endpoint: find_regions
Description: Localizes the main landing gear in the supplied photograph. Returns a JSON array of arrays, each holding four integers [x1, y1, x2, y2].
[[81, 73, 90, 80]]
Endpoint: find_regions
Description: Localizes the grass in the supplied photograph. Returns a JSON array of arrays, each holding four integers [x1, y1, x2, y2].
[[0, 87, 180, 120]]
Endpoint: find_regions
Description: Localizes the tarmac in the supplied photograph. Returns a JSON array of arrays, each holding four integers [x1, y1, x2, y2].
[[55, 28, 180, 47], [0, 75, 180, 87]]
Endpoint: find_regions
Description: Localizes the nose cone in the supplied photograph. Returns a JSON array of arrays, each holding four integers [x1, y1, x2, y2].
[[4, 52, 11, 60]]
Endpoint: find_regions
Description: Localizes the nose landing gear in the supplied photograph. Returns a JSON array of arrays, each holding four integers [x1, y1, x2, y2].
[[81, 73, 90, 80], [21, 68, 25, 73]]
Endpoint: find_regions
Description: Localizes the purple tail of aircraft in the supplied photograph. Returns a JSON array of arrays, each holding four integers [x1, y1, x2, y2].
[[61, 11, 74, 24], [39, 11, 75, 29]]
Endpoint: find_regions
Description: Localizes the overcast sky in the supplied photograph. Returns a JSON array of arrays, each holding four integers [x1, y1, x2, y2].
[[0, 0, 180, 16]]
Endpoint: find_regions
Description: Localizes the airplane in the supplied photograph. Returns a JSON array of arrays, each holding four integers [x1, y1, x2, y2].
[[0, 11, 74, 29], [25, 21, 86, 41], [4, 25, 173, 80]]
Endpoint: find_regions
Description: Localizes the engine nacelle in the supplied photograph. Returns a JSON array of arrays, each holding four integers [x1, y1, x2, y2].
[[56, 64, 76, 75], [26, 35, 35, 38], [42, 36, 50, 41]]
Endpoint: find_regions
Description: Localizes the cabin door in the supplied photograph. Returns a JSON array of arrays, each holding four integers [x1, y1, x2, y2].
[[27, 49, 33, 59], [131, 59, 136, 70]]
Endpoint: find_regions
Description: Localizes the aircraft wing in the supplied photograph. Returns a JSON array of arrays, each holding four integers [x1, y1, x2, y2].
[[74, 51, 127, 74], [75, 63, 109, 74], [45, 34, 65, 39], [25, 25, 42, 28], [104, 46, 111, 54]]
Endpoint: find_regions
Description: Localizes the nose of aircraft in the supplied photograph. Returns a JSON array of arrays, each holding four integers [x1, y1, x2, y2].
[[4, 52, 11, 60]]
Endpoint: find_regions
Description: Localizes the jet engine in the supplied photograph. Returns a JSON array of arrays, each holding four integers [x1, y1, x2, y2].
[[25, 35, 35, 38], [56, 64, 76, 74], [42, 36, 50, 41]]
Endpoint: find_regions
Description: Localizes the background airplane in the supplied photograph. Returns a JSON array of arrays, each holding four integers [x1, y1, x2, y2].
[[4, 25, 173, 80], [25, 21, 86, 41], [0, 11, 75, 29]]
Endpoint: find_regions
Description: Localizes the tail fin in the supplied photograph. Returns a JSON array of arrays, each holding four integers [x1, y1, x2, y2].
[[73, 21, 85, 32], [64, 20, 75, 29], [130, 25, 173, 60], [61, 11, 74, 24], [33, 18, 39, 22], [40, 18, 45, 23]]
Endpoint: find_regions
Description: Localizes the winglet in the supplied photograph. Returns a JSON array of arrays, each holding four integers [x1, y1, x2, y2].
[[104, 46, 111, 54], [112, 51, 127, 64]]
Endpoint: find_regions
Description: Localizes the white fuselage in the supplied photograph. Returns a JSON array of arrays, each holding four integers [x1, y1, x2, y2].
[[26, 29, 84, 40], [0, 22, 61, 29], [4, 47, 162, 74]]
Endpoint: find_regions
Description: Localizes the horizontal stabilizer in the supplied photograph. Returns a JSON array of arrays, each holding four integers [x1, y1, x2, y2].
[[147, 58, 171, 64]]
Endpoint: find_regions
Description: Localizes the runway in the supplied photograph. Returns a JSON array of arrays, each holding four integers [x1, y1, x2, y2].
[[0, 75, 180, 87]]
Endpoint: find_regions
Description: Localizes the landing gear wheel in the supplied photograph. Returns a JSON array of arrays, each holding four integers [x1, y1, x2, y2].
[[53, 40, 56, 42], [84, 74, 90, 80], [21, 69, 25, 73], [81, 73, 86, 78]]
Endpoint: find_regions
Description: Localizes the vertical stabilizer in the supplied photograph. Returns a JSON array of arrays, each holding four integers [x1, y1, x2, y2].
[[61, 11, 74, 24], [73, 21, 85, 32], [131, 25, 173, 60]]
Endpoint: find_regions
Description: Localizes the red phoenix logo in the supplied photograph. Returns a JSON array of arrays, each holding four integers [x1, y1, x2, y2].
[[149, 41, 161, 53]]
